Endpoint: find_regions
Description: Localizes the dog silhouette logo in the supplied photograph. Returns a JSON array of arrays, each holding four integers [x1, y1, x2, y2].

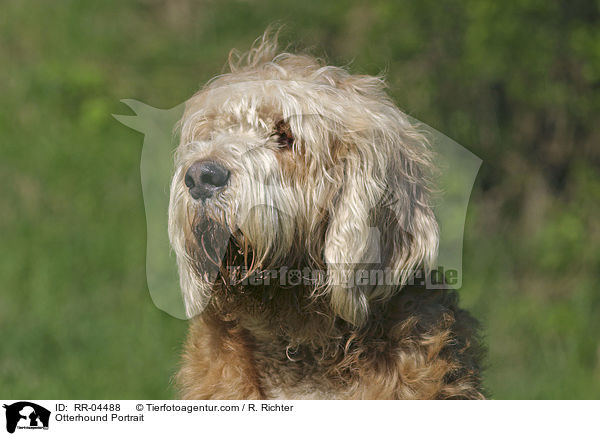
[[3, 402, 50, 433]]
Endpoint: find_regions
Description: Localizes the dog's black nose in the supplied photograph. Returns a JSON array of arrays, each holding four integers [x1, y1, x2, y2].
[[185, 160, 230, 201]]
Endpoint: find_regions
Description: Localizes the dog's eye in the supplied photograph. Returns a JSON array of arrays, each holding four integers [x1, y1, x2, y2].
[[272, 120, 294, 150]]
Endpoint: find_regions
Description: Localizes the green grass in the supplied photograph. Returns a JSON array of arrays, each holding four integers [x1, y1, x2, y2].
[[1, 0, 598, 398]]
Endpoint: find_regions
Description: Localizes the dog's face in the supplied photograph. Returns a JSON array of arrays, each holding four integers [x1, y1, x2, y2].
[[169, 38, 438, 326]]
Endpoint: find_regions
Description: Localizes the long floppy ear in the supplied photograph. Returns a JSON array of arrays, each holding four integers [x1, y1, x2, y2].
[[324, 120, 439, 327]]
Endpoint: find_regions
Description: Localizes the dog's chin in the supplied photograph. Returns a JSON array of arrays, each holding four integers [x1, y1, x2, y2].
[[192, 217, 231, 268], [190, 215, 261, 287]]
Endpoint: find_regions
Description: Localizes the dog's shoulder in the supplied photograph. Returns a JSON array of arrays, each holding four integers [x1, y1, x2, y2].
[[373, 285, 485, 399]]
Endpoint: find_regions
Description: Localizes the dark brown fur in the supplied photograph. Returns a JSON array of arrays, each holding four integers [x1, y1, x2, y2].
[[176, 279, 485, 399]]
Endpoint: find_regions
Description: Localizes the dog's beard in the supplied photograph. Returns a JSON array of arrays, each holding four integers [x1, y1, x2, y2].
[[187, 205, 317, 298], [189, 213, 265, 290]]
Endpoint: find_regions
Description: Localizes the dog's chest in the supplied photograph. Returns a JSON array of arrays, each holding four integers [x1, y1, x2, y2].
[[259, 371, 344, 400], [262, 384, 339, 400], [253, 343, 350, 400]]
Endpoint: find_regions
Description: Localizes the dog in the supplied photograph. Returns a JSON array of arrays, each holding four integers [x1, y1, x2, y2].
[[168, 31, 484, 399]]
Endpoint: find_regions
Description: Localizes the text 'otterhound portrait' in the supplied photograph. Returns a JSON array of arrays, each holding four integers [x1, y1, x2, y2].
[[168, 31, 484, 399]]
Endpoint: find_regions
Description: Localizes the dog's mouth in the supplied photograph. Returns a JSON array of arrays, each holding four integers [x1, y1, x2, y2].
[[192, 219, 226, 263], [190, 217, 260, 287]]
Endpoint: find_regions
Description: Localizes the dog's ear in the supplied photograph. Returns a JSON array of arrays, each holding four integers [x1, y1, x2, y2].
[[324, 117, 438, 327]]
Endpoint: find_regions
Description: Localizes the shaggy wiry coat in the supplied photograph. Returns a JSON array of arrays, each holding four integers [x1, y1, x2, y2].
[[169, 32, 485, 400]]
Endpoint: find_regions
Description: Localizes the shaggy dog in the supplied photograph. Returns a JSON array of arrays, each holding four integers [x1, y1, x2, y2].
[[168, 32, 484, 399]]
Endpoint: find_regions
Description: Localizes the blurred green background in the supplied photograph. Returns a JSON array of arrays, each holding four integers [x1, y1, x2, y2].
[[1, 0, 599, 399]]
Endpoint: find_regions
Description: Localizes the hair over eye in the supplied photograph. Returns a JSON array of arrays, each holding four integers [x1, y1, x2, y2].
[[273, 119, 294, 149]]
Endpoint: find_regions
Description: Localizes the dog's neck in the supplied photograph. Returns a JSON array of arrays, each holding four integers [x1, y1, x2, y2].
[[204, 274, 408, 355], [207, 280, 334, 340]]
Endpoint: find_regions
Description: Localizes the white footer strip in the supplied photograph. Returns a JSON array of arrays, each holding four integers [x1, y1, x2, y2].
[[1, 400, 597, 436]]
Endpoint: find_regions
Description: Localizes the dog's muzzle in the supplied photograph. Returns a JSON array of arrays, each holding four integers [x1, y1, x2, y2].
[[185, 160, 230, 201]]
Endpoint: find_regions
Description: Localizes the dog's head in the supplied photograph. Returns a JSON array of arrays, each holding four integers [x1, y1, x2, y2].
[[169, 32, 438, 326]]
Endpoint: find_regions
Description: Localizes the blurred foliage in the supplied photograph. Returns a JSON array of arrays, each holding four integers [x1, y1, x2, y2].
[[0, 0, 598, 398]]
